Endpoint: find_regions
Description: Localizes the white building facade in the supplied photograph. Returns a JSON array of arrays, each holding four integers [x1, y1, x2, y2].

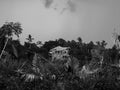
[[49, 46, 70, 61]]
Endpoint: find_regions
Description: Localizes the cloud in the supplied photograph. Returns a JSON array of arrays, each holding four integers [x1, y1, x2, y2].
[[43, 0, 54, 8], [67, 0, 76, 12], [41, 0, 77, 13]]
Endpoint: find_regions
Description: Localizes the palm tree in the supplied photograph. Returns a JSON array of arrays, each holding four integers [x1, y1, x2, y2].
[[77, 37, 82, 47], [26, 34, 34, 43], [77, 37, 82, 44], [0, 22, 22, 59], [25, 34, 34, 50]]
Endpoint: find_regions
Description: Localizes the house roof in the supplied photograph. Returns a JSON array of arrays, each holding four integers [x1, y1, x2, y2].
[[49, 46, 70, 53]]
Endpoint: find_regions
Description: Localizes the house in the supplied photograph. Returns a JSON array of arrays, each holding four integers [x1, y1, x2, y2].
[[49, 46, 70, 61]]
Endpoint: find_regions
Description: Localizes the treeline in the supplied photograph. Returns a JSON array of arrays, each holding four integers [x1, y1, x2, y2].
[[0, 22, 119, 65]]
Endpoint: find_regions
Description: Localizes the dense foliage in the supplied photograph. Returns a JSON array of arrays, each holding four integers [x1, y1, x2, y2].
[[0, 22, 120, 90]]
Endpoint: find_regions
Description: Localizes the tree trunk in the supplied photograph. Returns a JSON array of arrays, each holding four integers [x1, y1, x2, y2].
[[0, 37, 9, 59]]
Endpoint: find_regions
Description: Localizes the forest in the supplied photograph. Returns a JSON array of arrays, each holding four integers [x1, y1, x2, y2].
[[0, 22, 120, 90]]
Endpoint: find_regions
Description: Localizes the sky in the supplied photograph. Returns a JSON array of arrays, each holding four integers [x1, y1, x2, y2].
[[0, 0, 120, 48]]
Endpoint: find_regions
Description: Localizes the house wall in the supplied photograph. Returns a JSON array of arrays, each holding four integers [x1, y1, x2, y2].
[[50, 47, 70, 61]]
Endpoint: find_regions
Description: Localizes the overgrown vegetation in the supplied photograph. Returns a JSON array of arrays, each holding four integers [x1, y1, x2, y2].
[[0, 22, 120, 90]]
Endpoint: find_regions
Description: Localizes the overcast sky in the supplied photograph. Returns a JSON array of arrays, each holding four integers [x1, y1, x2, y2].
[[0, 0, 120, 47]]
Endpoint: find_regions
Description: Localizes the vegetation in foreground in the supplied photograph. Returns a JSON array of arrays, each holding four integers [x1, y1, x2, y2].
[[0, 22, 120, 90]]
